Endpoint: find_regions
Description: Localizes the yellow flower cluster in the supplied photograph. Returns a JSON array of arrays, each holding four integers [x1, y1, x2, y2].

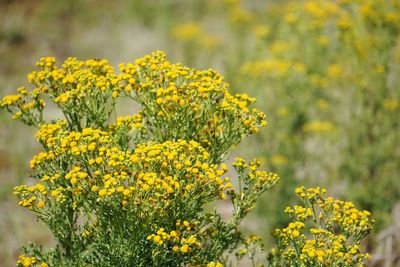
[[300, 232, 370, 265], [268, 187, 373, 266], [0, 94, 21, 106], [284, 205, 313, 221], [230, 157, 280, 218], [16, 132, 232, 213], [31, 56, 116, 104], [172, 23, 202, 41], [172, 22, 221, 49], [110, 114, 143, 130], [232, 157, 280, 191], [118, 51, 266, 159], [147, 220, 201, 254], [383, 99, 399, 110], [13, 185, 33, 209], [240, 59, 306, 79], [285, 0, 400, 31], [0, 87, 45, 124], [16, 255, 48, 267], [274, 221, 305, 240], [31, 125, 112, 168], [294, 186, 373, 236], [302, 120, 335, 133], [294, 186, 326, 200], [0, 56, 120, 127], [206, 262, 223, 267], [2, 51, 265, 162]]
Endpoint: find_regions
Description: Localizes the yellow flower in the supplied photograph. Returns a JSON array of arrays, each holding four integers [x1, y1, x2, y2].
[[303, 120, 334, 133], [98, 189, 107, 197], [180, 244, 189, 253], [172, 23, 202, 41], [271, 155, 288, 166]]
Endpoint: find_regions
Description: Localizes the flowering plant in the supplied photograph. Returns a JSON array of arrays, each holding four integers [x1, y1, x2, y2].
[[1, 51, 373, 267], [2, 51, 276, 266], [267, 187, 374, 267]]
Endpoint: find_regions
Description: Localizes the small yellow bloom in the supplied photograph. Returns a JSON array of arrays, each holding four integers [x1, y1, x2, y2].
[[180, 244, 189, 253], [37, 201, 45, 209], [98, 189, 107, 197], [123, 189, 131, 196]]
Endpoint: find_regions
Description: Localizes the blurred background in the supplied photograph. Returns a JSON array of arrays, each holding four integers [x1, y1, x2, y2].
[[1, 0, 400, 266]]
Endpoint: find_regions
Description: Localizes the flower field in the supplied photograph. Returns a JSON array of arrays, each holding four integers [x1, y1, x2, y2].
[[0, 0, 399, 266]]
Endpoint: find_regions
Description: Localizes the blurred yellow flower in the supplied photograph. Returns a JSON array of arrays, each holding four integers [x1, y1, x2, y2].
[[271, 154, 288, 166], [303, 120, 334, 133]]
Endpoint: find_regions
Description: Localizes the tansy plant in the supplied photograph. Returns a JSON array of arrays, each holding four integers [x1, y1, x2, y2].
[[1, 51, 372, 267], [1, 51, 275, 266], [267, 187, 374, 267]]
